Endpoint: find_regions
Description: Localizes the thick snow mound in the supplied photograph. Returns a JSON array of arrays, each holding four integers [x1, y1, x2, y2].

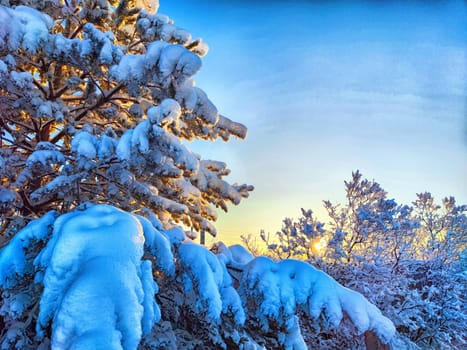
[[177, 242, 245, 325], [240, 257, 396, 347], [211, 242, 254, 271], [0, 5, 52, 52], [228, 244, 254, 265], [34, 205, 160, 350]]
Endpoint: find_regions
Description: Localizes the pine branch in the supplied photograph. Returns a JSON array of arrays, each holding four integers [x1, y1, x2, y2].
[[50, 83, 124, 144]]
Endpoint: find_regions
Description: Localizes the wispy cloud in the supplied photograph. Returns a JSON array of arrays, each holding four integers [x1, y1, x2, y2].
[[162, 0, 467, 240]]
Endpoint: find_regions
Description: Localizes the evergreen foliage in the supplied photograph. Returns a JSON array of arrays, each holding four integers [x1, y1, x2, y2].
[[0, 0, 252, 240]]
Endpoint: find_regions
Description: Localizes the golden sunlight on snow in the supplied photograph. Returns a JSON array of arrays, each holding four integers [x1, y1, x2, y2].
[[136, 0, 159, 13]]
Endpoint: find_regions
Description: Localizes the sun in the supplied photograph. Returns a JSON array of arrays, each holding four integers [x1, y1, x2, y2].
[[311, 237, 326, 256]]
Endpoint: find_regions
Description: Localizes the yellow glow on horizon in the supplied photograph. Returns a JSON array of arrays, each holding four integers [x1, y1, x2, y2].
[[213, 197, 332, 247]]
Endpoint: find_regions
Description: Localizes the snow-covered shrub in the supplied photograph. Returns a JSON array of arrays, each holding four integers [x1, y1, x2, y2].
[[254, 171, 467, 349], [0, 204, 398, 349], [322, 174, 466, 349], [238, 257, 395, 350]]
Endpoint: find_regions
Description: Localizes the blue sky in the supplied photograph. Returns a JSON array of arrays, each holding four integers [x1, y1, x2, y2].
[[159, 0, 467, 243]]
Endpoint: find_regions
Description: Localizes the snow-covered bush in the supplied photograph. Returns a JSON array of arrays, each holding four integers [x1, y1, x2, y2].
[[253, 171, 466, 349], [238, 256, 395, 349], [36, 205, 161, 350]]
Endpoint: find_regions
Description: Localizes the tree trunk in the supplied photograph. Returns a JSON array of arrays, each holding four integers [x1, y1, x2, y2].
[[364, 331, 389, 350], [200, 230, 205, 245]]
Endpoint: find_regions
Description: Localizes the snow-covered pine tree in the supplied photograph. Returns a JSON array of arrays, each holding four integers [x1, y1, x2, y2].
[[0, 0, 252, 241]]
